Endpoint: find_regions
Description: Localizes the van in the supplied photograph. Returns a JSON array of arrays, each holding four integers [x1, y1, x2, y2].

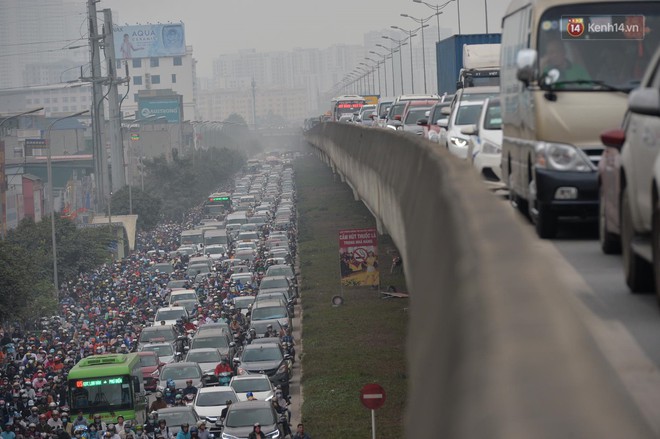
[[500, 0, 658, 238], [225, 212, 248, 226], [204, 230, 228, 247]]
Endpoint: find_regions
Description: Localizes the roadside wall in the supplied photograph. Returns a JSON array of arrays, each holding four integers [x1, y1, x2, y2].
[[304, 123, 654, 438]]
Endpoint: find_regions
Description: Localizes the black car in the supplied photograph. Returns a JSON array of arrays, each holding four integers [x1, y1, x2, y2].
[[235, 343, 290, 395]]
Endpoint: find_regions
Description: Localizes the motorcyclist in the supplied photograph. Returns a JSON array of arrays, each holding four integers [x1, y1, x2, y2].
[[214, 359, 232, 377], [272, 390, 290, 423], [263, 324, 277, 338], [181, 381, 197, 398], [149, 392, 167, 412], [175, 424, 189, 439], [163, 388, 176, 407]]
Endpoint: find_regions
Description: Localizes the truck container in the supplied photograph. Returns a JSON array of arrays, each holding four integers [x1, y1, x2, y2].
[[436, 33, 502, 95]]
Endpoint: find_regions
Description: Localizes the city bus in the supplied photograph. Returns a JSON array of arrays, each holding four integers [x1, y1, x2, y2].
[[204, 192, 232, 218], [67, 354, 147, 424], [330, 95, 366, 121], [180, 229, 205, 247]]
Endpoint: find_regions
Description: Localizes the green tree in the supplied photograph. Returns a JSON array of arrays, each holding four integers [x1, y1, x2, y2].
[[109, 186, 163, 230]]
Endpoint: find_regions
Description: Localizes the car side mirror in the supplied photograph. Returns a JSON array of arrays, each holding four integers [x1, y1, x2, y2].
[[440, 106, 451, 116], [628, 88, 660, 116], [600, 129, 625, 151], [461, 124, 478, 136], [438, 118, 449, 128], [516, 49, 538, 86], [417, 119, 428, 126]]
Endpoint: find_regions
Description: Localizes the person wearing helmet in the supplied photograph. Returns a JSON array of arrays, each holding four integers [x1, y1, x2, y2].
[[149, 392, 167, 412], [73, 425, 88, 439], [214, 358, 232, 377], [219, 401, 232, 424], [181, 380, 197, 398], [156, 420, 171, 439], [247, 423, 265, 439], [47, 410, 63, 430], [246, 392, 257, 401], [35, 415, 51, 434], [188, 426, 198, 439], [263, 324, 277, 338], [194, 423, 208, 439], [175, 423, 189, 439]]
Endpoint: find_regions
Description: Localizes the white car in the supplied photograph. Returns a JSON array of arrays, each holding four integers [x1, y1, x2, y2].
[[184, 348, 226, 375], [229, 374, 275, 402], [463, 98, 503, 182], [140, 342, 177, 364], [154, 306, 189, 326], [441, 100, 485, 159], [204, 244, 227, 262], [192, 386, 239, 426]]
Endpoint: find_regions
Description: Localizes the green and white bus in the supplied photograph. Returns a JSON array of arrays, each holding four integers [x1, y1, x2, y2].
[[67, 354, 147, 424]]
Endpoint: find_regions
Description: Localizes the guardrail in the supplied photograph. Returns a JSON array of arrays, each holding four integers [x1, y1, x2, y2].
[[304, 123, 653, 438]]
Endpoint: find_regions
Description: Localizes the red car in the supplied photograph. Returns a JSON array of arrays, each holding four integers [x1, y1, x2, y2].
[[138, 351, 165, 392], [422, 100, 453, 143]]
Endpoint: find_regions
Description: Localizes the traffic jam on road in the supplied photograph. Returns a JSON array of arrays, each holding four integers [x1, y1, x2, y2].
[[0, 156, 302, 439], [307, 0, 660, 303]]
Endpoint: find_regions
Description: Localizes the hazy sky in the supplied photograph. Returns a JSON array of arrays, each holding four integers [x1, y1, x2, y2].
[[109, 0, 511, 77]]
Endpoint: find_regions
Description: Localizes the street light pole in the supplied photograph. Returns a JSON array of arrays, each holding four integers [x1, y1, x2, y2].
[[366, 57, 381, 95], [402, 13, 437, 93], [392, 25, 426, 94], [413, 0, 456, 36], [370, 50, 389, 97], [376, 43, 398, 96], [46, 110, 88, 297]]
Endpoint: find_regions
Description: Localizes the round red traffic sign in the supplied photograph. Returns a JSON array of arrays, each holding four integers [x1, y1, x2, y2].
[[360, 383, 386, 410]]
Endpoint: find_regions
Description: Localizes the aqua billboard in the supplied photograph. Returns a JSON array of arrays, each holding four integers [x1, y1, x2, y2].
[[137, 99, 181, 124], [113, 23, 186, 59]]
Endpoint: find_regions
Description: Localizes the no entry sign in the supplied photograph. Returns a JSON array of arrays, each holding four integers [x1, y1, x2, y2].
[[360, 383, 386, 410]]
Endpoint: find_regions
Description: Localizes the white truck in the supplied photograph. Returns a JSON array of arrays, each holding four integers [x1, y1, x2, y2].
[[458, 43, 501, 89]]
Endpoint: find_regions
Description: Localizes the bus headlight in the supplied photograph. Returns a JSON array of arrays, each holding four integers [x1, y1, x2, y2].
[[535, 142, 595, 172]]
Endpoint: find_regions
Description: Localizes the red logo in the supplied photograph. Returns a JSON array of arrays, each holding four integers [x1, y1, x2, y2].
[[566, 17, 585, 37]]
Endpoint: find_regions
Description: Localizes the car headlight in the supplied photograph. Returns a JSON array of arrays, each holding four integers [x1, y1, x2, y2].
[[221, 433, 239, 439], [265, 429, 280, 438], [482, 141, 502, 155], [535, 142, 595, 172], [450, 136, 468, 148]]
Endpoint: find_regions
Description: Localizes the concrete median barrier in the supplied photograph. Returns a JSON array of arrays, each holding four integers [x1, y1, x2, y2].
[[304, 123, 654, 438]]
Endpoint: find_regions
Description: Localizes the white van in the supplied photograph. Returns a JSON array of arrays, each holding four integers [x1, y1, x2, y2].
[[500, 0, 657, 238]]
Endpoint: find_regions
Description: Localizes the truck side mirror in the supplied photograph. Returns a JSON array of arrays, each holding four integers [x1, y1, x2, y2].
[[516, 49, 538, 86], [628, 88, 660, 117]]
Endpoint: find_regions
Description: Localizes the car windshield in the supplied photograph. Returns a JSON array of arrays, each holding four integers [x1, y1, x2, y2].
[[142, 345, 173, 357], [484, 102, 502, 130], [157, 411, 197, 427], [537, 3, 660, 91], [405, 108, 430, 124], [231, 378, 272, 393], [234, 297, 255, 308], [390, 104, 406, 117], [242, 347, 282, 362], [161, 366, 201, 380], [225, 407, 275, 428], [455, 105, 483, 125], [191, 335, 229, 349], [266, 266, 293, 277], [156, 310, 187, 321], [460, 92, 497, 102], [186, 351, 222, 363], [260, 278, 287, 289], [205, 247, 224, 255], [171, 292, 197, 302], [140, 355, 158, 367], [250, 307, 287, 321], [238, 232, 258, 240], [168, 280, 188, 289], [140, 328, 175, 342], [195, 391, 238, 407]]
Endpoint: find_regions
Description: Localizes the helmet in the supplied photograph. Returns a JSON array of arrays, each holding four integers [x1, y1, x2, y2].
[[180, 423, 189, 428], [74, 426, 88, 434], [190, 427, 198, 434], [166, 379, 175, 388], [246, 392, 253, 397], [155, 391, 163, 398]]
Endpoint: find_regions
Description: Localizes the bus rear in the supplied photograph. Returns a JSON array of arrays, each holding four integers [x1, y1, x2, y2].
[[67, 354, 146, 424]]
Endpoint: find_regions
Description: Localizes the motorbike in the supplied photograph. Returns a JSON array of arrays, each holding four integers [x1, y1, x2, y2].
[[218, 371, 232, 386]]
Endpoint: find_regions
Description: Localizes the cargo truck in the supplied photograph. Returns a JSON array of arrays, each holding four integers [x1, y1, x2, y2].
[[436, 33, 502, 95]]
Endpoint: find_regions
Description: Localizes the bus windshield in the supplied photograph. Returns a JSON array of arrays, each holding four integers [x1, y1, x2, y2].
[[69, 375, 133, 412], [537, 3, 660, 91]]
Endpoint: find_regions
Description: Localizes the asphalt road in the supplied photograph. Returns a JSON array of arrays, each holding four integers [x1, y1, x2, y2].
[[522, 219, 660, 435]]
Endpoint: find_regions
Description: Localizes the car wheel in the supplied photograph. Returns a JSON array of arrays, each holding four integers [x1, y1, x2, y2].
[[652, 196, 660, 301], [534, 203, 557, 239], [621, 188, 654, 293], [599, 185, 621, 254]]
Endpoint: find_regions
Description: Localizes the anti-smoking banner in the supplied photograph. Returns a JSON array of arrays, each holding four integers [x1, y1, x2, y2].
[[339, 228, 379, 287]]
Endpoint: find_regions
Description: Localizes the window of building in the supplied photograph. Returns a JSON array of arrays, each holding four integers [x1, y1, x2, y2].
[[26, 99, 32, 104], [150, 57, 159, 67], [52, 98, 58, 103], [52, 107, 59, 112], [117, 60, 123, 69], [63, 106, 69, 111], [173, 56, 182, 66], [71, 97, 77, 102], [171, 74, 177, 83], [133, 76, 143, 85], [63, 97, 69, 103], [151, 75, 161, 84], [34, 99, 40, 104], [133, 58, 142, 68], [44, 98, 50, 104]]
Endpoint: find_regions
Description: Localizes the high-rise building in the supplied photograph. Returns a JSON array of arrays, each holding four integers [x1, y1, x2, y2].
[[0, 0, 87, 89]]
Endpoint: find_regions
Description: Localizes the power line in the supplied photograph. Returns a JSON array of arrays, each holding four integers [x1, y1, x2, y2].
[[2, 38, 87, 48]]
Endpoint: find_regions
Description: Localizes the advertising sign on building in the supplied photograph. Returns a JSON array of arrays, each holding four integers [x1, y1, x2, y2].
[[339, 228, 379, 287], [137, 99, 181, 123], [113, 23, 186, 59]]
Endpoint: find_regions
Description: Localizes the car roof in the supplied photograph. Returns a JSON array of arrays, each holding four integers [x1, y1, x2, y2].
[[142, 325, 176, 332], [196, 386, 234, 394], [227, 400, 273, 411], [156, 406, 195, 414], [157, 306, 187, 312], [230, 373, 269, 381], [261, 275, 288, 281], [137, 351, 158, 356], [162, 361, 199, 368], [186, 348, 219, 354]]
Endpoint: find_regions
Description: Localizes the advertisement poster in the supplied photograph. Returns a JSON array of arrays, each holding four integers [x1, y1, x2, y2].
[[113, 23, 186, 60], [137, 99, 181, 123], [339, 228, 379, 287]]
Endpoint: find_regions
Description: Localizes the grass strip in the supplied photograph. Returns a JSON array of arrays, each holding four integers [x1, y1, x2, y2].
[[295, 153, 408, 438]]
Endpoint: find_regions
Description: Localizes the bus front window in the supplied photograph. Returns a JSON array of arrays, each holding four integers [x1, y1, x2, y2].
[[69, 376, 133, 412]]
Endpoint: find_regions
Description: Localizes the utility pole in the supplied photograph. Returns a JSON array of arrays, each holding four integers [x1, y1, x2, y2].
[[251, 78, 257, 130], [87, 0, 108, 212], [103, 9, 127, 193]]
